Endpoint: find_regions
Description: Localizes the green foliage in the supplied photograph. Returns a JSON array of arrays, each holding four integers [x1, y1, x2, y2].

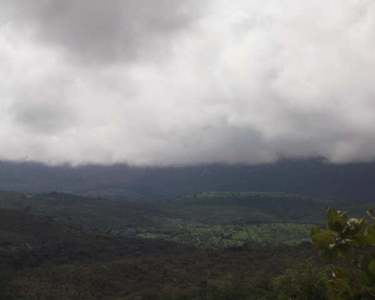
[[0, 191, 322, 248], [8, 190, 375, 299], [0, 194, 324, 300], [311, 207, 375, 299], [140, 219, 314, 248], [271, 258, 328, 300], [173, 191, 330, 224], [1, 213, 315, 300]]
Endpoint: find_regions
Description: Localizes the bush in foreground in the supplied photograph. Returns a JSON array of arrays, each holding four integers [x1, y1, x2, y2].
[[311, 207, 375, 299]]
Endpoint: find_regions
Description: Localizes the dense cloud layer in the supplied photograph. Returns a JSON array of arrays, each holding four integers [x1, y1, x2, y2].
[[1, 0, 375, 165], [5, 0, 204, 64]]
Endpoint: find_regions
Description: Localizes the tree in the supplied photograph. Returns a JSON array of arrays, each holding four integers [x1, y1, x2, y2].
[[311, 207, 375, 299], [271, 258, 327, 300]]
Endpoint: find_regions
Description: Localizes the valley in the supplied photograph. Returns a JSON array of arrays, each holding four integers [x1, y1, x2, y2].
[[0, 187, 373, 299]]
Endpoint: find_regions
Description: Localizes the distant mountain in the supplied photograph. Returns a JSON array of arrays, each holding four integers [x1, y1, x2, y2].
[[0, 158, 374, 202]]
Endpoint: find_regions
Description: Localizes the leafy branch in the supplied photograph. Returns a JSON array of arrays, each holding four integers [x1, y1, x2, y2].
[[311, 207, 375, 299]]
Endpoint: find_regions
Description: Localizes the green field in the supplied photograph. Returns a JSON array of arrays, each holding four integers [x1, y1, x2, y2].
[[136, 219, 314, 248]]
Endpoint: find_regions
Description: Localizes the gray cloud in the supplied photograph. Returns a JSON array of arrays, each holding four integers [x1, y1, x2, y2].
[[11, 99, 77, 135], [5, 0, 205, 64], [1, 0, 375, 165]]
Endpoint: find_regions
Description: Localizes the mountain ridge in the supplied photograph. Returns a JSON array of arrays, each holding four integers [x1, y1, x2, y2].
[[0, 158, 374, 202]]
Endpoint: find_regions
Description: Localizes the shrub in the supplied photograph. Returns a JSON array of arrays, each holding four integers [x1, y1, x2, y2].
[[271, 258, 327, 300], [311, 207, 375, 299]]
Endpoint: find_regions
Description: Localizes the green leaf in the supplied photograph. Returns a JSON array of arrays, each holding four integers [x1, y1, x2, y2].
[[338, 247, 354, 262], [327, 207, 338, 222], [367, 224, 375, 246], [332, 278, 351, 292], [332, 266, 350, 278], [367, 209, 375, 221], [328, 214, 348, 232], [358, 218, 367, 230], [360, 255, 375, 282], [352, 233, 370, 246], [320, 247, 339, 262], [368, 259, 375, 277], [355, 268, 371, 285], [345, 218, 367, 234], [312, 231, 337, 248], [311, 227, 321, 236]]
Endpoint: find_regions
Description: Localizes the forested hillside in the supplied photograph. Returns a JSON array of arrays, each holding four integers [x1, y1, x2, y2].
[[0, 191, 329, 248], [0, 204, 318, 299], [0, 190, 374, 299], [1, 158, 375, 202]]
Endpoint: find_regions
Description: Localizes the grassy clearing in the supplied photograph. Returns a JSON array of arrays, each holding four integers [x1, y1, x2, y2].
[[135, 218, 315, 248]]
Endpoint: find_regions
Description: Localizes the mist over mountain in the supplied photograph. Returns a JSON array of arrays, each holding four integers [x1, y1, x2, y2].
[[0, 158, 374, 202], [3, 1, 375, 299]]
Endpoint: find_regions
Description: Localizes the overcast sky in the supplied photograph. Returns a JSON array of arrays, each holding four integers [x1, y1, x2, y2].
[[1, 0, 375, 166]]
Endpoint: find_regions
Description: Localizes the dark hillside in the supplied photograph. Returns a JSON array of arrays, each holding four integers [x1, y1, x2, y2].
[[0, 190, 337, 249], [0, 202, 324, 300], [0, 207, 317, 300], [0, 208, 186, 270], [169, 191, 330, 223], [0, 158, 375, 202], [0, 191, 367, 299]]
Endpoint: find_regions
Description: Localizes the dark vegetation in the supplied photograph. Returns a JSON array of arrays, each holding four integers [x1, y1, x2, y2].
[[2, 158, 375, 202], [0, 187, 374, 299], [0, 191, 328, 248], [311, 208, 375, 299], [0, 206, 318, 299]]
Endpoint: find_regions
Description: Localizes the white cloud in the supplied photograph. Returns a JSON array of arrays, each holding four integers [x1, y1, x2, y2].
[[1, 0, 375, 165]]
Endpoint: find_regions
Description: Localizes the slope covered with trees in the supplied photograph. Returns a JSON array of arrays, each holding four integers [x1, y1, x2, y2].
[[0, 191, 329, 248], [0, 189, 374, 299], [0, 206, 320, 300], [1, 158, 375, 202]]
